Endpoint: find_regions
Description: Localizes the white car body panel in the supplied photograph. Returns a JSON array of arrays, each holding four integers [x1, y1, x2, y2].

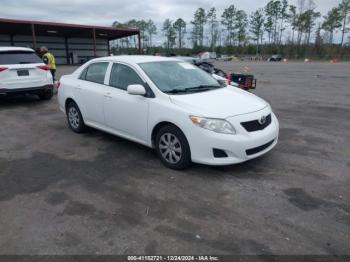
[[75, 79, 106, 125], [58, 55, 279, 166], [169, 86, 267, 118], [104, 84, 150, 142]]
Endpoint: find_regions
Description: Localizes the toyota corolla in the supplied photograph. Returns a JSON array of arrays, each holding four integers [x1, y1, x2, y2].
[[58, 56, 279, 169]]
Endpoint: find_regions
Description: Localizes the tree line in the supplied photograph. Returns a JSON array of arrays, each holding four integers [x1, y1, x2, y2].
[[111, 0, 350, 59]]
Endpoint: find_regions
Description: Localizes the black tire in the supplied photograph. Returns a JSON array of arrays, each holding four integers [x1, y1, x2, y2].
[[38, 88, 53, 100], [155, 125, 191, 170], [66, 102, 86, 133]]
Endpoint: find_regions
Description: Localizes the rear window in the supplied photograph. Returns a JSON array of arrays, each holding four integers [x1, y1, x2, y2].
[[0, 51, 42, 65], [80, 62, 109, 84]]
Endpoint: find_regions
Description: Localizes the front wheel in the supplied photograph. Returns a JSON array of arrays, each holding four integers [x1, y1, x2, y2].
[[66, 102, 86, 133], [155, 125, 191, 170]]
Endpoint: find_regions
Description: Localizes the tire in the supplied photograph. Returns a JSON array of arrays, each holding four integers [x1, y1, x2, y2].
[[38, 87, 53, 100], [66, 102, 86, 133], [155, 125, 191, 170]]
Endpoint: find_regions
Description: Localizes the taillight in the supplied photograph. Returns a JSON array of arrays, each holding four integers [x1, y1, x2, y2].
[[37, 65, 50, 71], [0, 66, 8, 72], [56, 80, 61, 89], [226, 72, 232, 86]]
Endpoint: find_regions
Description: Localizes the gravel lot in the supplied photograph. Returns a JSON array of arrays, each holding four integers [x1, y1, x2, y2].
[[0, 61, 349, 255]]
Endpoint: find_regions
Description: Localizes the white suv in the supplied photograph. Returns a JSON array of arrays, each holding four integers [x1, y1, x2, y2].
[[58, 56, 279, 169], [0, 47, 53, 100]]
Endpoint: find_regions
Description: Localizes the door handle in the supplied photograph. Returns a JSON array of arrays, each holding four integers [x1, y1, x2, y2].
[[104, 92, 112, 98]]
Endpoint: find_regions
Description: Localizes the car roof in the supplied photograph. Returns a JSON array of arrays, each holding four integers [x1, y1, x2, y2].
[[0, 46, 35, 52], [92, 55, 183, 65], [176, 56, 200, 63], [176, 56, 199, 60]]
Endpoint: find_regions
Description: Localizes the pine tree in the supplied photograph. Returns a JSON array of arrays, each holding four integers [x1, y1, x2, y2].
[[221, 5, 236, 46], [207, 7, 218, 50], [191, 8, 207, 47], [146, 20, 157, 47], [289, 5, 297, 44], [162, 19, 176, 50], [338, 0, 350, 45], [173, 18, 186, 48], [236, 10, 248, 46], [322, 7, 342, 44], [250, 9, 265, 55]]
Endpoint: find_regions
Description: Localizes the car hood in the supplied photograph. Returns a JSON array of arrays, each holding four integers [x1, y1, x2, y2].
[[169, 86, 268, 118]]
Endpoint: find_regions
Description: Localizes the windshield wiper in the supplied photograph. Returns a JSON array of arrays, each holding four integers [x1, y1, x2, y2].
[[164, 89, 188, 94], [164, 85, 221, 94], [185, 85, 221, 91]]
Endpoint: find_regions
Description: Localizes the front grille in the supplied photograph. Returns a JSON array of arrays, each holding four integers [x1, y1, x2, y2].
[[241, 114, 271, 132], [246, 139, 275, 156]]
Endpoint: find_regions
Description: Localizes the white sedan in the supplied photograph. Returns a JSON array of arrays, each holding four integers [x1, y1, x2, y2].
[[58, 56, 279, 169]]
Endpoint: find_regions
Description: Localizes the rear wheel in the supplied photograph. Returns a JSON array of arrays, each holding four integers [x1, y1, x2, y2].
[[155, 125, 191, 170], [66, 102, 86, 133], [38, 87, 53, 100]]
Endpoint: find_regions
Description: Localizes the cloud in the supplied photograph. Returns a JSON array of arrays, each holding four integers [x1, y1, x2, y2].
[[0, 0, 341, 26], [0, 0, 343, 44]]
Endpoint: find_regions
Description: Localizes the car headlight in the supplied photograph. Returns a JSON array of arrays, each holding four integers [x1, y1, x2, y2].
[[190, 116, 236, 134]]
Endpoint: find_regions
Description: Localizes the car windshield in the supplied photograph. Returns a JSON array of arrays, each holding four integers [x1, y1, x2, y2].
[[0, 51, 42, 65], [139, 61, 221, 94]]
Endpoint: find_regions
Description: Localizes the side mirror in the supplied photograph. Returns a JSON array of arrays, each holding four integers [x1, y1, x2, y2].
[[127, 84, 146, 96]]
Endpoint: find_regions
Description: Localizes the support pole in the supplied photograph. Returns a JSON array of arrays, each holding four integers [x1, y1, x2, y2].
[[92, 28, 97, 58], [107, 39, 111, 56], [138, 32, 141, 54], [10, 35, 14, 46], [31, 23, 37, 50], [64, 37, 70, 64]]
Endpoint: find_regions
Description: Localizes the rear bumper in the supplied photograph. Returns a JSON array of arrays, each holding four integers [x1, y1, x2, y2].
[[0, 84, 53, 95]]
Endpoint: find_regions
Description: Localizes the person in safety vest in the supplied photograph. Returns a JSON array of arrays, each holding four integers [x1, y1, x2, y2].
[[40, 46, 56, 82]]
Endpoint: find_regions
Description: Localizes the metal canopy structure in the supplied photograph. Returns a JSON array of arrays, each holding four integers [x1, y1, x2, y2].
[[0, 18, 141, 63]]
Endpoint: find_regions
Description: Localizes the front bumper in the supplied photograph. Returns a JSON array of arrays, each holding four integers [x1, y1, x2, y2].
[[187, 108, 279, 165], [0, 84, 53, 96]]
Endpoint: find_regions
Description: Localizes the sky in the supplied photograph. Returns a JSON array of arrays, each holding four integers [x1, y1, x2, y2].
[[0, 0, 344, 44], [0, 0, 341, 26]]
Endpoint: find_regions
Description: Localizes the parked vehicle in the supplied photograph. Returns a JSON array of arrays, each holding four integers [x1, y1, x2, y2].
[[176, 57, 229, 86], [217, 54, 231, 61], [192, 60, 256, 90], [268, 55, 282, 62], [0, 47, 53, 99], [198, 52, 216, 60], [195, 62, 231, 86], [228, 72, 257, 90], [58, 56, 279, 169]]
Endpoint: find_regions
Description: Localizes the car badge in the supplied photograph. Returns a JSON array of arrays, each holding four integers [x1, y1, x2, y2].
[[259, 115, 267, 125]]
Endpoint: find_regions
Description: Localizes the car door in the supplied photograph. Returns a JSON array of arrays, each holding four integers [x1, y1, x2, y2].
[[75, 62, 109, 126], [104, 63, 149, 143]]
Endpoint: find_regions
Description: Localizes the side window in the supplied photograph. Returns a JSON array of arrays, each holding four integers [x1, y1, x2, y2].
[[84, 62, 109, 84], [109, 63, 144, 90], [79, 67, 88, 80]]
